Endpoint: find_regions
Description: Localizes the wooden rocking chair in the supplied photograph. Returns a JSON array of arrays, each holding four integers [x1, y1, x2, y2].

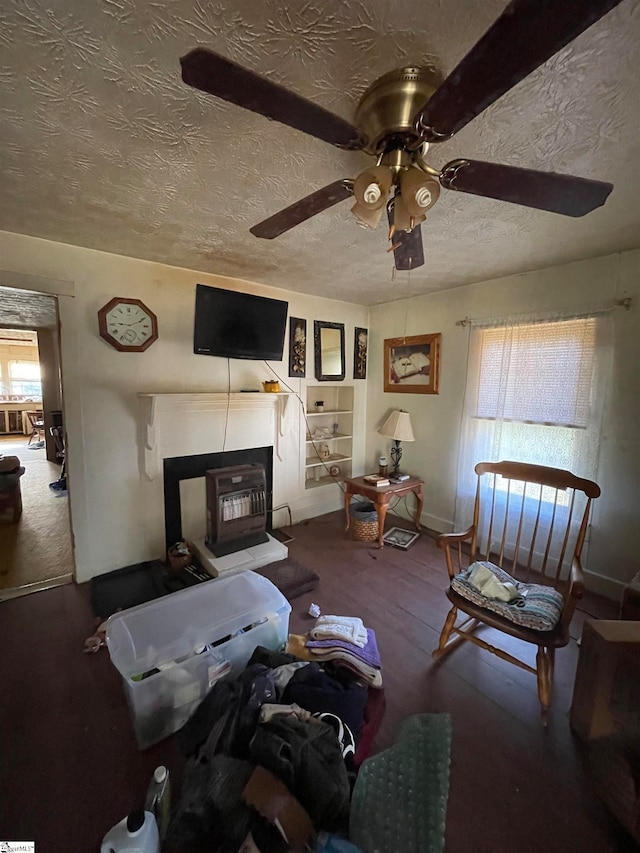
[[434, 460, 600, 723]]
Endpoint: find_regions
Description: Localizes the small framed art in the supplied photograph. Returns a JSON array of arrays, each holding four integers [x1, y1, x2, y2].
[[289, 317, 307, 377], [382, 527, 420, 549], [353, 327, 368, 379], [384, 333, 441, 394]]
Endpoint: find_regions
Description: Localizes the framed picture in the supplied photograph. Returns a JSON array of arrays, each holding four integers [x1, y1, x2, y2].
[[289, 317, 306, 377], [384, 333, 441, 394], [353, 327, 368, 380], [314, 320, 345, 381], [383, 526, 420, 549]]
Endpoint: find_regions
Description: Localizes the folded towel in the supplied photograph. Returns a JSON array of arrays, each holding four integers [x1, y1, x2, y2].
[[311, 615, 368, 647], [327, 655, 383, 688], [286, 633, 383, 688], [306, 628, 381, 670], [467, 562, 519, 602], [286, 634, 316, 660], [317, 615, 366, 628]]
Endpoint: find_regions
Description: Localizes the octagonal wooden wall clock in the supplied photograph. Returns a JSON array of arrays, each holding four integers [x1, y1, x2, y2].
[[98, 297, 158, 352]]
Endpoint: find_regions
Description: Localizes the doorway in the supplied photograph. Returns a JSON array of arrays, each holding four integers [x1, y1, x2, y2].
[[0, 287, 74, 600]]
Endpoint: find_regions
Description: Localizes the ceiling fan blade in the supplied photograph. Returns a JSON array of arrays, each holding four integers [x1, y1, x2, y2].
[[251, 180, 354, 239], [440, 159, 613, 216], [181, 48, 366, 151], [415, 0, 624, 141], [387, 203, 425, 270]]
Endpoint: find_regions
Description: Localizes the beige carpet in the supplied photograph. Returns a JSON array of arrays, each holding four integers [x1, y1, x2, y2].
[[0, 436, 74, 592]]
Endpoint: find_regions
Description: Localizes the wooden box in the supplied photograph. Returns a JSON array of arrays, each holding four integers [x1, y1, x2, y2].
[[570, 620, 640, 741]]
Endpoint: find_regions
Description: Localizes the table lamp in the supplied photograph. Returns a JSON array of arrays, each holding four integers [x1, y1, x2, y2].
[[378, 410, 415, 477]]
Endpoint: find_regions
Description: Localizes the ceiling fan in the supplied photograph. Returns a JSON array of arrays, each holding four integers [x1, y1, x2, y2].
[[180, 0, 622, 271]]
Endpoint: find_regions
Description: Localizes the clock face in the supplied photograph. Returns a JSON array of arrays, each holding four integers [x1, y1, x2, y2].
[[98, 298, 158, 351]]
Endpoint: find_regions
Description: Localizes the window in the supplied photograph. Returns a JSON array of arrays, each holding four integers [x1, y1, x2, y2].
[[475, 319, 596, 427], [473, 318, 597, 483], [455, 313, 612, 532], [8, 360, 42, 397]]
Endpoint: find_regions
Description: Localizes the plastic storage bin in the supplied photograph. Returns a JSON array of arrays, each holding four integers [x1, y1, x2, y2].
[[106, 571, 291, 749]]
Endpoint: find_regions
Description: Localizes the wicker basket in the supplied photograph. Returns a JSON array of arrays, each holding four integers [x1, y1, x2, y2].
[[351, 502, 379, 542]]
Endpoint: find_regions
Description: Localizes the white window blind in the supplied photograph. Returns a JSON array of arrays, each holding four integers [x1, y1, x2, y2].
[[454, 312, 612, 536], [475, 319, 596, 428]]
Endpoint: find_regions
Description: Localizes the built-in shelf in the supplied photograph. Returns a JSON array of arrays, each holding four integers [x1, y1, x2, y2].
[[306, 433, 352, 442], [305, 452, 352, 468], [305, 473, 346, 489], [306, 409, 353, 416], [304, 386, 354, 489]]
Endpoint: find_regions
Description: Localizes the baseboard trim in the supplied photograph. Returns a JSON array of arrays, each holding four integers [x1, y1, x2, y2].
[[583, 569, 626, 602], [420, 512, 454, 535]]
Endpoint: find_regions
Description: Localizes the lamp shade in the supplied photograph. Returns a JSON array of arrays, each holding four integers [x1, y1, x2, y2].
[[378, 410, 415, 442]]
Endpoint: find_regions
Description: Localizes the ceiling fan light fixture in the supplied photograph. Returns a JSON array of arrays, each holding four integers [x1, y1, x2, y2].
[[414, 187, 433, 208], [389, 193, 425, 233], [353, 166, 393, 210], [363, 182, 382, 204], [400, 168, 441, 216], [351, 201, 384, 229]]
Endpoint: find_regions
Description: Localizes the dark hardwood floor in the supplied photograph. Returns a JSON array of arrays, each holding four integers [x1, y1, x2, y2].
[[0, 509, 635, 852]]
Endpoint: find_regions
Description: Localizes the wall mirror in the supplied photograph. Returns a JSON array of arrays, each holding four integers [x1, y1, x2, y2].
[[314, 320, 345, 381]]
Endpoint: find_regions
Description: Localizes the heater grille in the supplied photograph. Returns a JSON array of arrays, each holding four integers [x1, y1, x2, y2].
[[205, 463, 268, 556]]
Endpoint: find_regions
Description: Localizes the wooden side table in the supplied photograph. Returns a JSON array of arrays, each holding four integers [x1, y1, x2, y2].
[[343, 475, 424, 548]]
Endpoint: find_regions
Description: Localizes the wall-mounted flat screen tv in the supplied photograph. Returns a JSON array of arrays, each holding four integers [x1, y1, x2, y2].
[[194, 284, 288, 361]]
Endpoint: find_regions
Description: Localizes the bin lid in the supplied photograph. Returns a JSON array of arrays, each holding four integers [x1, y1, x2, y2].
[[106, 571, 289, 676]]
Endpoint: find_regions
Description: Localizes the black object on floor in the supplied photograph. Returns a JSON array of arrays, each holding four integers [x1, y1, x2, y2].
[[90, 560, 168, 618], [163, 564, 213, 593], [255, 558, 319, 600], [271, 527, 295, 545]]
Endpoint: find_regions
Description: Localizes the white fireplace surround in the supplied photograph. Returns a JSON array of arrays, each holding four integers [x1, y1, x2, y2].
[[137, 392, 297, 556], [139, 392, 292, 481]]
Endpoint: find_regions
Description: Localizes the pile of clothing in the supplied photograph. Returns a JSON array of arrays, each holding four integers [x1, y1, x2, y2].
[[168, 618, 385, 853], [287, 616, 383, 689]]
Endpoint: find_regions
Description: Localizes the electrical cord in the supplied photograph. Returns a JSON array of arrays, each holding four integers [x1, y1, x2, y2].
[[222, 357, 231, 451], [382, 493, 438, 540], [263, 361, 347, 493], [259, 372, 434, 539], [272, 503, 293, 527]]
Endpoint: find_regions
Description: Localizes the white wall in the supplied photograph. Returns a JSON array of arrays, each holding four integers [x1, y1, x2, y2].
[[3, 225, 637, 596], [366, 250, 640, 599], [0, 231, 368, 582]]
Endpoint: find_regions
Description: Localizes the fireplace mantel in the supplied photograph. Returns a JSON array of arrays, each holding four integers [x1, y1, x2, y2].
[[138, 392, 292, 480]]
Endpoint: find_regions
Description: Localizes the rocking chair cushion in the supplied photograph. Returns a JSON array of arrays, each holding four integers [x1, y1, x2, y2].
[[451, 561, 564, 632]]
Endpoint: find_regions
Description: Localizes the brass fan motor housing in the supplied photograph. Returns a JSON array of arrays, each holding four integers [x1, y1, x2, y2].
[[355, 66, 443, 155]]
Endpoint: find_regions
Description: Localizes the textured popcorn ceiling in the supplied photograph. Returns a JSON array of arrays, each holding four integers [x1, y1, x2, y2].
[[1, 1, 639, 305], [0, 287, 58, 329]]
